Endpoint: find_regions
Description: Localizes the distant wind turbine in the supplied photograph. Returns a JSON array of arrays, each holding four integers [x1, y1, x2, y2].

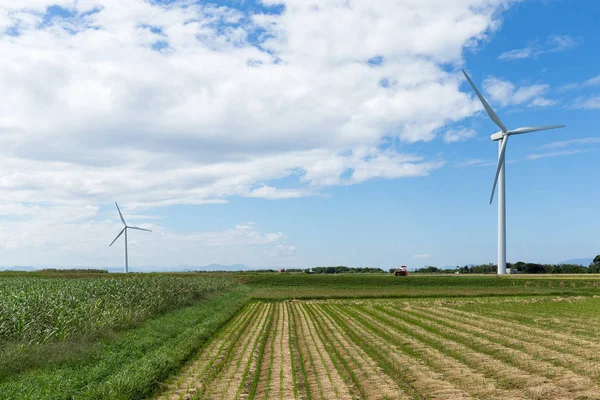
[[462, 70, 565, 275], [109, 202, 151, 273]]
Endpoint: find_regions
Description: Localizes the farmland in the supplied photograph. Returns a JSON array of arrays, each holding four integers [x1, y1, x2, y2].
[[0, 273, 246, 400], [158, 296, 600, 400], [0, 274, 238, 344], [3, 272, 600, 399]]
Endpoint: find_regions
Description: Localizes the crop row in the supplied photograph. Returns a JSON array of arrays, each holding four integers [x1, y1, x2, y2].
[[0, 275, 237, 344], [159, 297, 600, 399]]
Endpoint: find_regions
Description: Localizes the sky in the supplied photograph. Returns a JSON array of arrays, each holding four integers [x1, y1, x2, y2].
[[0, 0, 598, 270]]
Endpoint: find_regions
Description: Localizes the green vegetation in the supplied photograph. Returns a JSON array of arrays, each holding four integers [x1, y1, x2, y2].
[[0, 286, 250, 400], [242, 273, 600, 299], [3, 271, 600, 399], [0, 274, 237, 344], [283, 266, 386, 274], [414, 256, 600, 274], [38, 268, 109, 274]]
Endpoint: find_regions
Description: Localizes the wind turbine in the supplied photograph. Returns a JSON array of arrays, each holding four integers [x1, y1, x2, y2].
[[462, 70, 565, 275], [109, 202, 152, 273]]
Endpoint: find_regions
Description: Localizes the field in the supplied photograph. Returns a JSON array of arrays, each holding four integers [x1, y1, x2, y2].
[[157, 296, 600, 400], [3, 272, 600, 399]]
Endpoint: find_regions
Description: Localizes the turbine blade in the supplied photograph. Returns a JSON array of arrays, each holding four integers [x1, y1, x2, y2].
[[509, 125, 566, 135], [490, 136, 509, 204], [115, 202, 127, 226], [109, 227, 126, 247], [128, 226, 152, 232], [462, 70, 508, 133]]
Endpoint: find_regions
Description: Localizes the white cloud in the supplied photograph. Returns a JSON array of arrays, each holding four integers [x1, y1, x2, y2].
[[526, 149, 590, 160], [584, 75, 600, 87], [498, 34, 579, 60], [455, 158, 495, 167], [0, 206, 291, 267], [0, 0, 518, 266], [558, 75, 600, 92], [444, 127, 476, 143], [571, 96, 600, 110], [412, 254, 431, 259], [541, 137, 600, 150], [266, 244, 297, 258], [483, 77, 554, 107]]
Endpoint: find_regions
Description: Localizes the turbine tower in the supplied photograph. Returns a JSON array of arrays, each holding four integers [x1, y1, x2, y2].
[[109, 202, 152, 273], [462, 70, 565, 275]]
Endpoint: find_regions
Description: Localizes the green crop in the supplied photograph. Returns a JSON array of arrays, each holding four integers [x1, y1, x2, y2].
[[0, 274, 237, 344]]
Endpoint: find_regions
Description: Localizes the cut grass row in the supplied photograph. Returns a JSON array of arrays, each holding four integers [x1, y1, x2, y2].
[[158, 296, 600, 400]]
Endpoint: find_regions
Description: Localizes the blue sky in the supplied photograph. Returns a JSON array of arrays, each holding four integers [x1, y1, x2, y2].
[[0, 0, 598, 270]]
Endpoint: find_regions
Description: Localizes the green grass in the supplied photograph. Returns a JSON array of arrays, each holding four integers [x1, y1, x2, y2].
[[0, 286, 250, 400], [243, 273, 600, 299]]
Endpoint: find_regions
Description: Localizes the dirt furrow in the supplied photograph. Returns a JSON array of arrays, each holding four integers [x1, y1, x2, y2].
[[306, 303, 409, 400], [202, 303, 272, 399], [374, 305, 600, 400], [325, 304, 475, 399], [158, 302, 260, 400]]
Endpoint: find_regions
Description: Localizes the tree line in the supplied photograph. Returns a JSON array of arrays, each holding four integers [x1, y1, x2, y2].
[[413, 255, 600, 274]]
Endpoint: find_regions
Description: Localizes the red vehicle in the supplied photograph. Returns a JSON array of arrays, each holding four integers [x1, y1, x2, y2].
[[394, 266, 408, 276]]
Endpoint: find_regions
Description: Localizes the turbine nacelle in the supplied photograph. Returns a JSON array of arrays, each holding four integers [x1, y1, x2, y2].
[[490, 131, 504, 141]]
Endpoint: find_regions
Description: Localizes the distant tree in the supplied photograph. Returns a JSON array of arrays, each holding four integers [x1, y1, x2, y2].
[[589, 255, 600, 273]]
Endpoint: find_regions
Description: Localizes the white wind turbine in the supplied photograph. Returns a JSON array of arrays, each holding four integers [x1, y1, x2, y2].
[[109, 202, 152, 273], [462, 70, 565, 275]]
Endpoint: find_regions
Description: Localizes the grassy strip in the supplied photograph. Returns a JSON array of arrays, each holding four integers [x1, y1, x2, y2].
[[0, 286, 250, 400], [250, 286, 589, 300], [242, 273, 600, 288]]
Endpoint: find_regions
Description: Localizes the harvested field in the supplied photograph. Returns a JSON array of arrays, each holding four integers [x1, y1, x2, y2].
[[156, 296, 600, 400]]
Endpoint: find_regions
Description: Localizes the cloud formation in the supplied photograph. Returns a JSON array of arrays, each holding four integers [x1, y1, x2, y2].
[[444, 127, 477, 143], [483, 77, 555, 107], [0, 0, 516, 266], [498, 34, 579, 60]]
